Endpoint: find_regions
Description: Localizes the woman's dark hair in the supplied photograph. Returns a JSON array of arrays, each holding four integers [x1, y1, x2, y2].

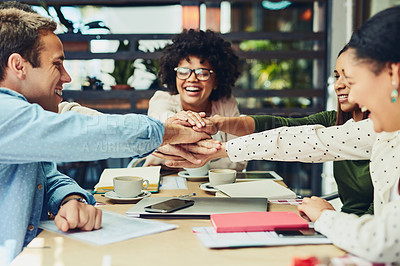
[[335, 102, 369, 126], [348, 5, 400, 74], [335, 44, 369, 125], [335, 44, 352, 125], [158, 29, 240, 101]]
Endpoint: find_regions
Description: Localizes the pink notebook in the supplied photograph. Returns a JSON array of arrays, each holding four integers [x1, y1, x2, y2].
[[210, 211, 309, 233]]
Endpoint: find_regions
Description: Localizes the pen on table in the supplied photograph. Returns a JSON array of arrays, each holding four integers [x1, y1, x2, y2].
[[178, 193, 196, 198], [91, 189, 112, 194], [92, 191, 106, 194]]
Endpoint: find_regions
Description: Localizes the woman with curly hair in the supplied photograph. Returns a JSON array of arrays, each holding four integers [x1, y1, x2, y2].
[[144, 29, 246, 171]]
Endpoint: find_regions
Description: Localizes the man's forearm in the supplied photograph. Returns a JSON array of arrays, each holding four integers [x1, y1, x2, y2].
[[162, 123, 177, 145], [162, 123, 210, 145], [162, 123, 191, 145]]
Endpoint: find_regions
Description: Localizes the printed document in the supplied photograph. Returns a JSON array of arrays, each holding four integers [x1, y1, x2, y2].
[[39, 210, 177, 245]]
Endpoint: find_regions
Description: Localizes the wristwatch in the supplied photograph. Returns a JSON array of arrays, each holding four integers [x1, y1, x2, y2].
[[61, 197, 88, 206]]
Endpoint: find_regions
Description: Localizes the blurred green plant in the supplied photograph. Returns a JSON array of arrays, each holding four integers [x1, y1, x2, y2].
[[108, 41, 136, 86], [238, 39, 313, 108], [239, 40, 312, 90], [137, 43, 166, 89]]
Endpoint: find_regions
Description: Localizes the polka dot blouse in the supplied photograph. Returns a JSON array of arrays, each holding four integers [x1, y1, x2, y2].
[[226, 119, 376, 163], [226, 119, 400, 262]]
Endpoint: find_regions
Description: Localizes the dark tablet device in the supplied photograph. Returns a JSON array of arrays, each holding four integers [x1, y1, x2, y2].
[[236, 171, 283, 180]]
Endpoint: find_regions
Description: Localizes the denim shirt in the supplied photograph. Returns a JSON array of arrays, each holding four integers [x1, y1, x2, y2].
[[0, 88, 164, 258]]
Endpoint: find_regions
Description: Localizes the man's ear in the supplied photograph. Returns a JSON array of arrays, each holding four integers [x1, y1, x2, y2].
[[7, 53, 27, 80]]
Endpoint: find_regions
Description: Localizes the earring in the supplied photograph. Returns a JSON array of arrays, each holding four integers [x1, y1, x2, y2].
[[391, 81, 399, 103]]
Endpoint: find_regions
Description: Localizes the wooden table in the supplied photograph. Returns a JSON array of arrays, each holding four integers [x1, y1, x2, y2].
[[11, 180, 345, 266]]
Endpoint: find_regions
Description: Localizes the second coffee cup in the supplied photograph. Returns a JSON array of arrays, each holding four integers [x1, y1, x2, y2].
[[113, 176, 149, 198], [208, 169, 237, 187], [184, 161, 210, 176]]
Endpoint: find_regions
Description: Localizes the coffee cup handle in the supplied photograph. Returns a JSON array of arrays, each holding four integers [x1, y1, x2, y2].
[[142, 179, 149, 189]]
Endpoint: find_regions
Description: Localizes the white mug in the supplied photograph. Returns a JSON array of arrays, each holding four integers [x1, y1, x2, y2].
[[113, 176, 149, 198], [208, 169, 237, 187], [184, 161, 210, 176]]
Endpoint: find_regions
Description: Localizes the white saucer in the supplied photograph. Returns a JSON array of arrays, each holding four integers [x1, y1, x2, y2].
[[105, 191, 151, 202], [199, 182, 218, 193], [178, 170, 208, 181]]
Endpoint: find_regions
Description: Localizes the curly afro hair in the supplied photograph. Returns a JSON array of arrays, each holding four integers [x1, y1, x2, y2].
[[158, 29, 240, 101]]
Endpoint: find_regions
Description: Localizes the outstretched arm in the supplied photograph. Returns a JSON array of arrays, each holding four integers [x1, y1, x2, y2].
[[206, 115, 255, 136]]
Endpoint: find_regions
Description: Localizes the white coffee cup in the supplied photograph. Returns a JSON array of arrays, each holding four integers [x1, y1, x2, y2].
[[208, 169, 237, 187], [113, 176, 149, 198], [184, 161, 210, 176]]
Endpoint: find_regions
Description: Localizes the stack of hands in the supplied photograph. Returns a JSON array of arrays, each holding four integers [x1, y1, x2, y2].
[[156, 110, 336, 223], [157, 110, 225, 168]]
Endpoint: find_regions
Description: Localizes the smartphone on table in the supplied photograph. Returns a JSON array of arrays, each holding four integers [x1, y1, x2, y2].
[[144, 199, 195, 213]]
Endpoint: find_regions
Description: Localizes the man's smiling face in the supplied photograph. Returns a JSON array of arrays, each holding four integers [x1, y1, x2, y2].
[[22, 31, 71, 113]]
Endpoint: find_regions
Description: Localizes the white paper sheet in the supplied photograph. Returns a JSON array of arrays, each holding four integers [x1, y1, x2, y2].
[[192, 227, 331, 248], [215, 180, 297, 199], [39, 210, 177, 245], [160, 175, 187, 190]]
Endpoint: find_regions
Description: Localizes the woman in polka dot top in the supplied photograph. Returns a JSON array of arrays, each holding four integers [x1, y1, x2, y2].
[[298, 6, 400, 262], [157, 6, 400, 263]]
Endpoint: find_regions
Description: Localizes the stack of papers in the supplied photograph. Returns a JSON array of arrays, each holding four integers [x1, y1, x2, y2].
[[193, 227, 331, 248], [210, 212, 309, 233], [215, 179, 297, 199], [94, 166, 161, 193]]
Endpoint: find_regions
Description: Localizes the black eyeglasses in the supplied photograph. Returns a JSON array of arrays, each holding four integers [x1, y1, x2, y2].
[[174, 67, 214, 81]]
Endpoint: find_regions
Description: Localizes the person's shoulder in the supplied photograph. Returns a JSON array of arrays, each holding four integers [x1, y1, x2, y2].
[[214, 94, 237, 105], [150, 90, 178, 102], [58, 102, 80, 114], [212, 95, 239, 116], [0, 88, 32, 113], [152, 90, 170, 97], [324, 110, 337, 116], [148, 90, 182, 117], [0, 87, 26, 100]]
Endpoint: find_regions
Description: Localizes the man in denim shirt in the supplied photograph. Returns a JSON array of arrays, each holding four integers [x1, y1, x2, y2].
[[0, 8, 212, 260]]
